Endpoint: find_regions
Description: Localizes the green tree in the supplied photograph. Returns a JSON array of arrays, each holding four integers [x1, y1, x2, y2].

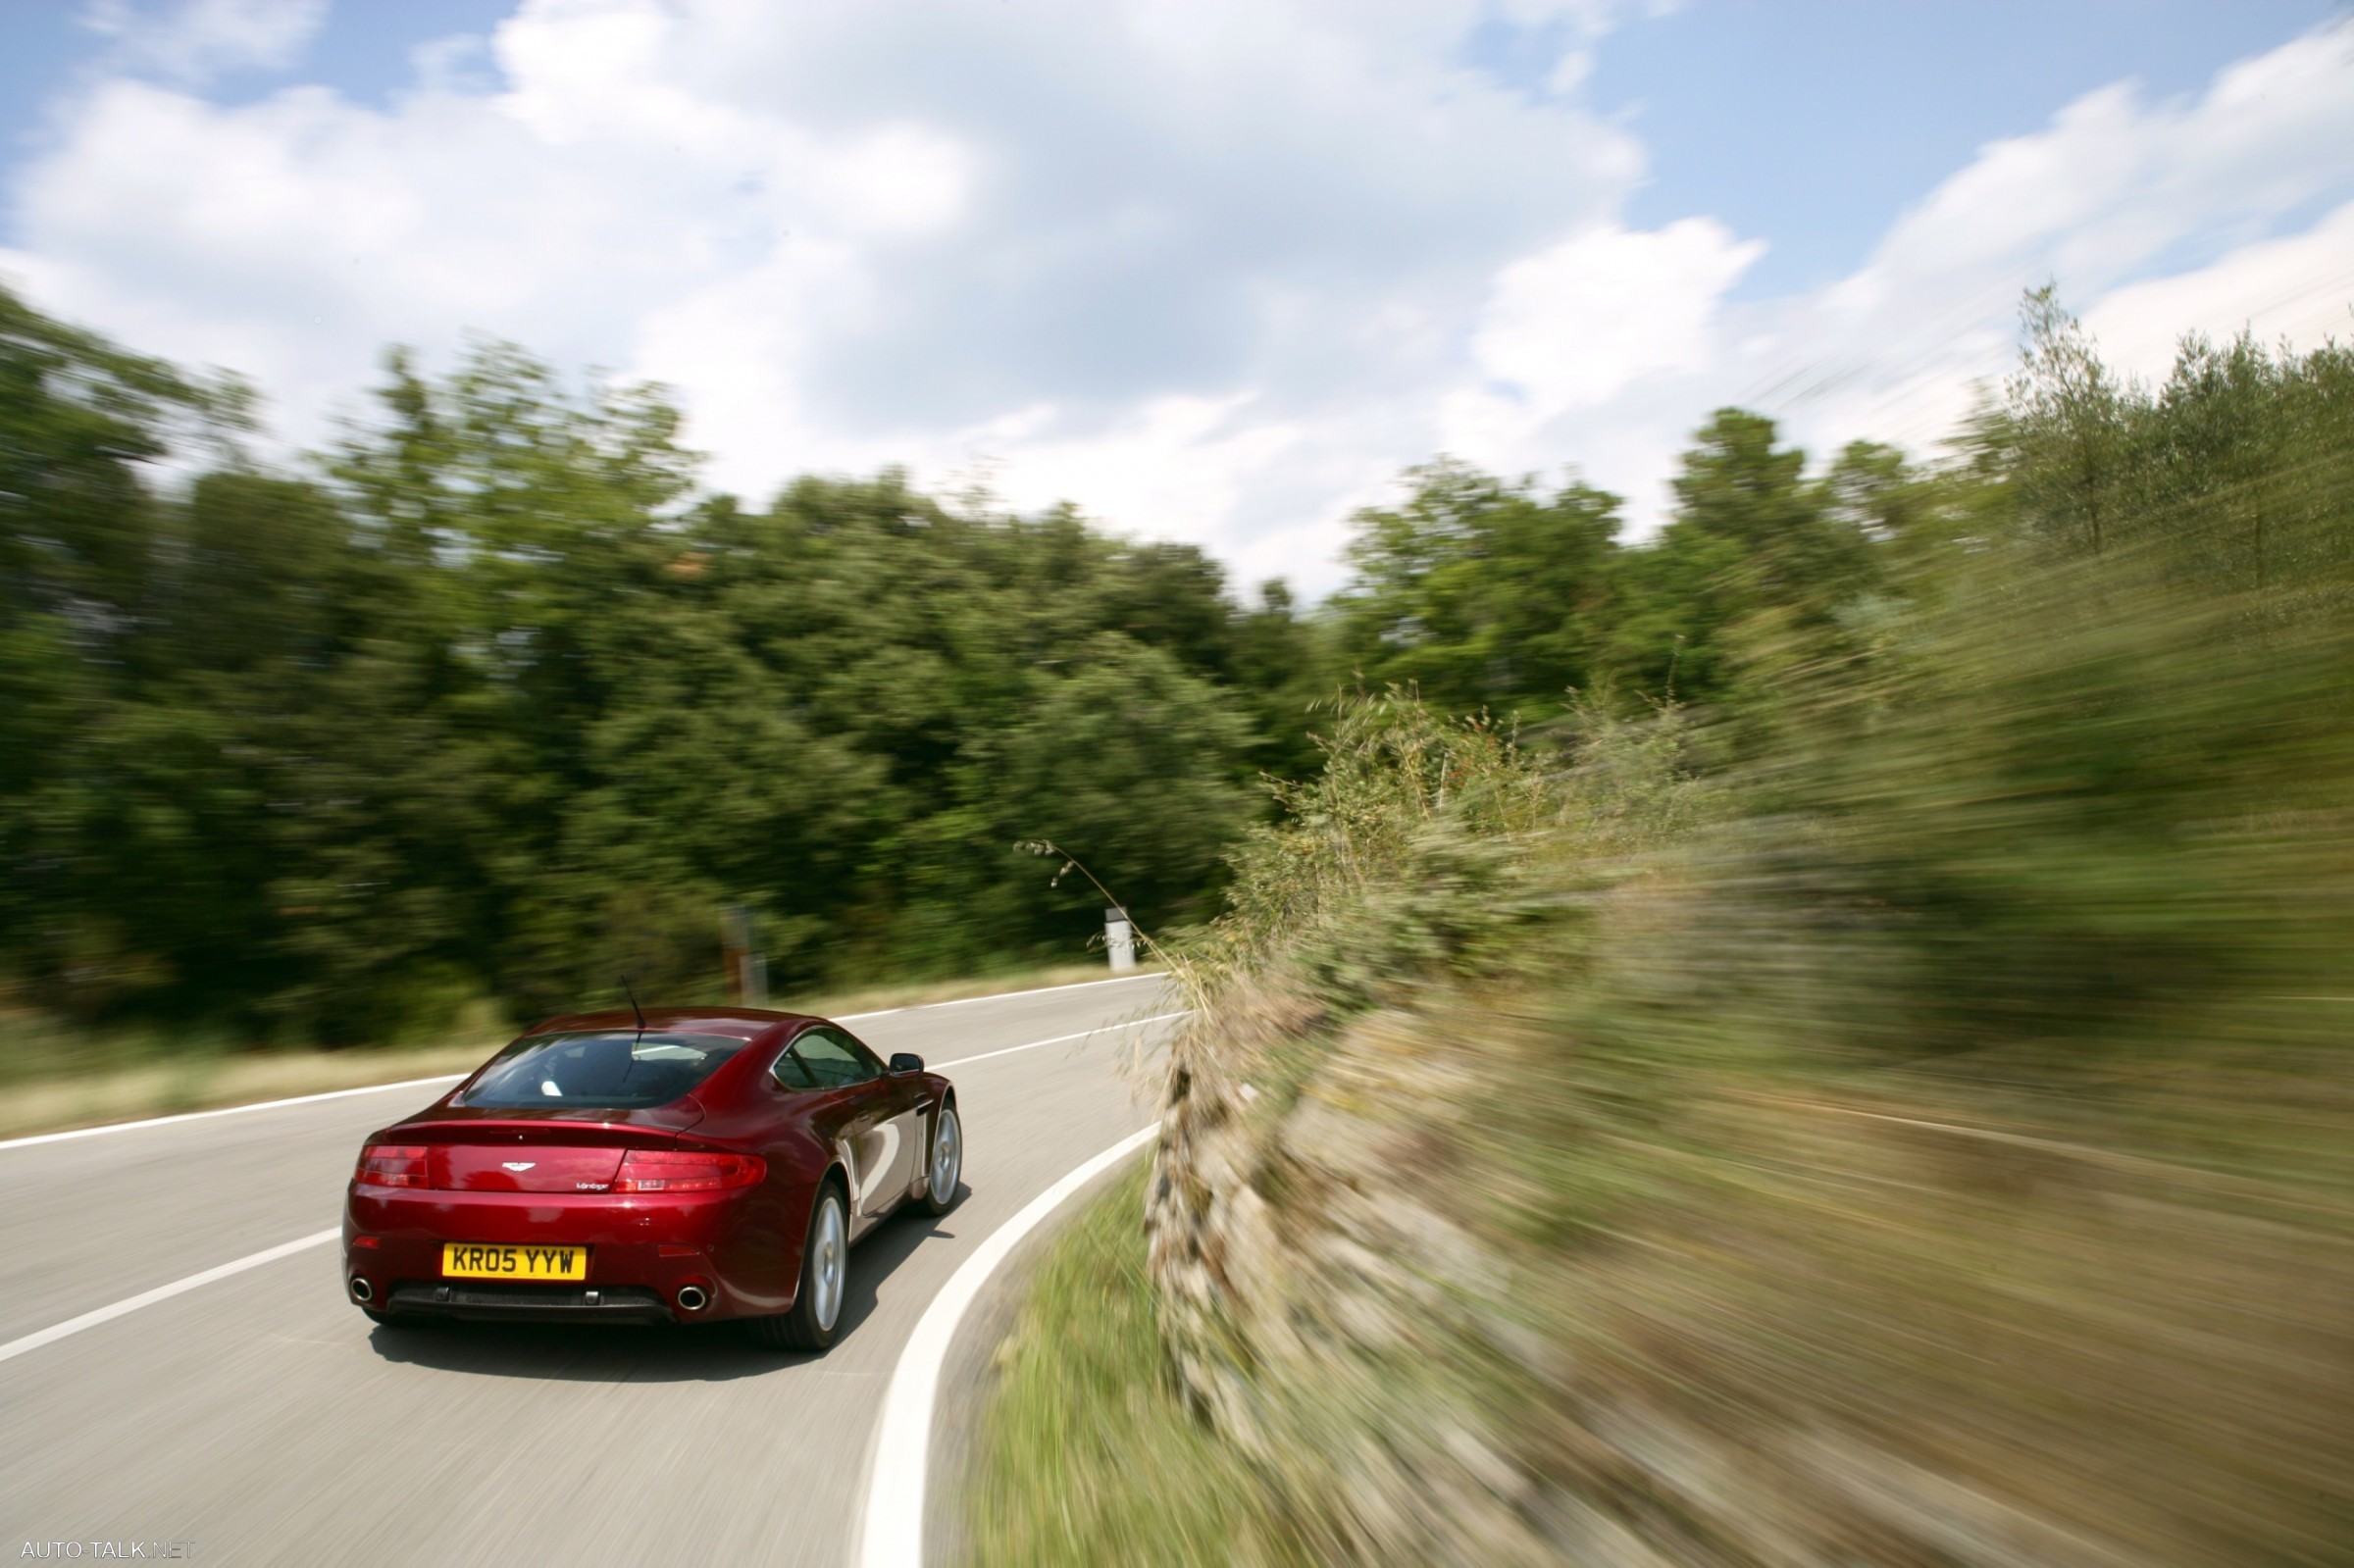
[[0, 284, 260, 1022], [1333, 459, 1622, 717], [983, 634, 1257, 942], [1232, 580, 1334, 780], [1607, 409, 1880, 713]]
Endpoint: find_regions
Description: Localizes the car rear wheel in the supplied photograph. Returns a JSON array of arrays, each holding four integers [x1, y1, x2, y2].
[[751, 1182, 848, 1352], [921, 1104, 961, 1216]]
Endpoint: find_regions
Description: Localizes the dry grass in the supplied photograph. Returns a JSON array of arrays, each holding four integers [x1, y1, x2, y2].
[[0, 1039, 496, 1141]]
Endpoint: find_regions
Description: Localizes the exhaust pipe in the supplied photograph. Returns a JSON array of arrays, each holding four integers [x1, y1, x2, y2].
[[675, 1284, 709, 1313], [349, 1276, 375, 1303]]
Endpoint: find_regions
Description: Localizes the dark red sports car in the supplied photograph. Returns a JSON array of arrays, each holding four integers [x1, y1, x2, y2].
[[341, 1007, 961, 1350]]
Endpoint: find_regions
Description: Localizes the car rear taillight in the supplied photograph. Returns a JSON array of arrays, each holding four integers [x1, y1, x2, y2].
[[355, 1143, 431, 1188], [610, 1149, 765, 1193]]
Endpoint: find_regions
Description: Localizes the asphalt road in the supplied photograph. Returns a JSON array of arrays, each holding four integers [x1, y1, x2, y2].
[[0, 975, 1175, 1566]]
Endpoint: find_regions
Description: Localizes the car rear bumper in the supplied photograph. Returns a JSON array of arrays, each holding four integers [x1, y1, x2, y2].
[[379, 1281, 676, 1323], [343, 1181, 806, 1322]]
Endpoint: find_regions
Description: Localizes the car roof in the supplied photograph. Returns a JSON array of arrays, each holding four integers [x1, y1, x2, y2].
[[523, 1007, 828, 1041]]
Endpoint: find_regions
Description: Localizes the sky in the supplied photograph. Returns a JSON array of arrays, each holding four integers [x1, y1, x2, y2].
[[3, 0, 2352, 597]]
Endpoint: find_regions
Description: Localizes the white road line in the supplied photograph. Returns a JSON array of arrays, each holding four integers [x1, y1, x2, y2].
[[0, 1230, 340, 1366], [855, 1124, 1158, 1568], [929, 1009, 1191, 1070], [0, 973, 1175, 1154]]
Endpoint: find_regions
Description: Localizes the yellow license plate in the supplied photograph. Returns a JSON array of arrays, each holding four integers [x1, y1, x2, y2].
[[440, 1242, 589, 1281]]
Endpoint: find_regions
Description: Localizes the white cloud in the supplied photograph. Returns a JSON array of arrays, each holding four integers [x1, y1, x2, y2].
[[5, 0, 1647, 592], [1862, 34, 2354, 304], [1441, 218, 1763, 466], [2083, 200, 2354, 381], [1436, 22, 2354, 536], [82, 0, 327, 82], [4, 4, 2353, 593]]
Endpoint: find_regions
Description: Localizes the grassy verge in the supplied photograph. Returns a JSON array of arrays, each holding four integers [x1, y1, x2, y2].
[[0, 960, 1152, 1141], [960, 1159, 1279, 1568], [776, 961, 1155, 1021], [0, 1039, 497, 1141]]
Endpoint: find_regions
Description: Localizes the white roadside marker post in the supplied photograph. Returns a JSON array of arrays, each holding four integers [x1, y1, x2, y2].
[[722, 903, 768, 1005]]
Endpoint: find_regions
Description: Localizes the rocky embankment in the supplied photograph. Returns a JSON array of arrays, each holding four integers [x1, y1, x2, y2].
[[1146, 976, 2353, 1567]]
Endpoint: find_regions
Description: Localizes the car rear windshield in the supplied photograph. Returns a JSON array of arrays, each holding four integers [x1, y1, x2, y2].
[[458, 1031, 747, 1109]]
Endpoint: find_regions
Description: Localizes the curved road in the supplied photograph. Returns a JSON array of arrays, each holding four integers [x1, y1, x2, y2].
[[0, 976, 1174, 1566]]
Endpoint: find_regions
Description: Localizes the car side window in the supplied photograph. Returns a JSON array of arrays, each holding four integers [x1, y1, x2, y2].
[[836, 1028, 888, 1078], [771, 1045, 818, 1091], [790, 1027, 881, 1089]]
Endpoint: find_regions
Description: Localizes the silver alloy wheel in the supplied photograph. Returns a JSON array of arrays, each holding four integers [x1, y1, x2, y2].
[[930, 1108, 961, 1206], [810, 1192, 845, 1333]]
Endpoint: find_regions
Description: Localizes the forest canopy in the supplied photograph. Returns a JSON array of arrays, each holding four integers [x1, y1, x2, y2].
[[5, 279, 2346, 1045]]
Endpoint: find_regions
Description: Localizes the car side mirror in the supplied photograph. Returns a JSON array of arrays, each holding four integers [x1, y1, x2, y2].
[[888, 1052, 924, 1076]]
